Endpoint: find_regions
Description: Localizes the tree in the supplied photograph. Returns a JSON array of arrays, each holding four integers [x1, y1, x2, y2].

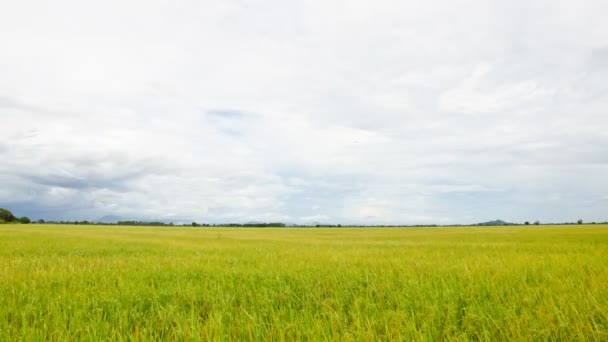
[[534, 220, 540, 225], [19, 216, 31, 224], [0, 208, 16, 223], [525, 221, 530, 225], [577, 219, 583, 225]]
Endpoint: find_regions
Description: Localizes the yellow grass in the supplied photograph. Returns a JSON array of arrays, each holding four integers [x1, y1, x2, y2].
[[1, 224, 607, 340]]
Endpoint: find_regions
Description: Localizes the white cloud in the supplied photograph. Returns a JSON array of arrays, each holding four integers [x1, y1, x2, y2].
[[438, 64, 555, 115]]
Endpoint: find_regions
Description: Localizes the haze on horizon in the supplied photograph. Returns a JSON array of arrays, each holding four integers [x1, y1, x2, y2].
[[1, 0, 607, 225]]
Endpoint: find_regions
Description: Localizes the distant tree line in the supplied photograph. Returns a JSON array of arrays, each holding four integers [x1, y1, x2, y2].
[[36, 220, 288, 228], [35, 221, 606, 227], [220, 223, 286, 227], [0, 208, 30, 224], [1, 207, 606, 227]]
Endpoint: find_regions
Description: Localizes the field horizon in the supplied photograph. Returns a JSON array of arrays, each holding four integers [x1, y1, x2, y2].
[[1, 224, 607, 340]]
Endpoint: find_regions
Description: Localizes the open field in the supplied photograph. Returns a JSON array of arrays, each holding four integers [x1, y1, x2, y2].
[[1, 225, 607, 340]]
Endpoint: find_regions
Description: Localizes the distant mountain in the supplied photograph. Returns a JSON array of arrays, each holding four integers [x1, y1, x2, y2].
[[475, 219, 513, 226]]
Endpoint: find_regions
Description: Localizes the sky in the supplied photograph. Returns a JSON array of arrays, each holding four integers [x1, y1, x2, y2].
[[1, 0, 608, 224]]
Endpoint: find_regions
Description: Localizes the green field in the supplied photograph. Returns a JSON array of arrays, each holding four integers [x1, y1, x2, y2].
[[1, 225, 607, 340]]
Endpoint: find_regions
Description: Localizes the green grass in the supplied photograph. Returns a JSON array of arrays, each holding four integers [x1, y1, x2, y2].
[[1, 225, 607, 340]]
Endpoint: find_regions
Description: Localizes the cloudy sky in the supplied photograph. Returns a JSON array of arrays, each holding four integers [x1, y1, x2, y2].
[[1, 0, 607, 224]]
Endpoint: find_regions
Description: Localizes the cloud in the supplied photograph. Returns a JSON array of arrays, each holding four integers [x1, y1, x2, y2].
[[1, 0, 607, 223], [589, 47, 608, 71], [207, 110, 249, 119], [300, 214, 329, 222], [438, 64, 555, 115]]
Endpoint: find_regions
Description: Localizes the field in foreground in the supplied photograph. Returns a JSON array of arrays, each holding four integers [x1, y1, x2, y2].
[[0, 225, 607, 340]]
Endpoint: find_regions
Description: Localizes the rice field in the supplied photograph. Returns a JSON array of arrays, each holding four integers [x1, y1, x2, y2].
[[0, 224, 607, 340]]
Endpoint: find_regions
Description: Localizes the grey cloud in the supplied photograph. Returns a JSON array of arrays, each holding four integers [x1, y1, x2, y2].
[[24, 171, 140, 191], [0, 96, 42, 112], [207, 109, 249, 119], [0, 96, 19, 109], [589, 47, 608, 71], [0, 95, 70, 117], [205, 109, 254, 136]]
